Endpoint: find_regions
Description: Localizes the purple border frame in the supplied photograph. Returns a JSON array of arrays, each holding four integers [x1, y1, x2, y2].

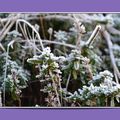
[[0, 108, 120, 120], [0, 0, 119, 12], [0, 0, 120, 120]]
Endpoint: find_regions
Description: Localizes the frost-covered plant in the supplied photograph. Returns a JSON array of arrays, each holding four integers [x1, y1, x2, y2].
[[27, 47, 64, 75], [67, 70, 120, 106], [3, 59, 29, 85], [27, 47, 65, 107], [81, 45, 102, 74], [0, 57, 30, 106], [63, 49, 93, 83], [54, 30, 69, 43]]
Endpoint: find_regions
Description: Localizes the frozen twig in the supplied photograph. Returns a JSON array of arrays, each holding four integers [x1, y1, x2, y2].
[[16, 19, 44, 51], [73, 14, 86, 49], [86, 25, 101, 46], [0, 14, 20, 42], [102, 30, 120, 83], [106, 25, 120, 35], [0, 18, 11, 36], [18, 39, 76, 49], [40, 16, 46, 39], [0, 43, 6, 52], [66, 72, 71, 92]]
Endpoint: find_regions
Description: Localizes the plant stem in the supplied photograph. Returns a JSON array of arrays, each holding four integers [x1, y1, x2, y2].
[[49, 70, 61, 107], [66, 72, 71, 92], [102, 30, 120, 82], [86, 25, 101, 47], [3, 46, 10, 106]]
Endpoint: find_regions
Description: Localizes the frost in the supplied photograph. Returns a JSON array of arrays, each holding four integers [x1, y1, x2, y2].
[[68, 70, 120, 102], [99, 70, 113, 78], [54, 30, 68, 42]]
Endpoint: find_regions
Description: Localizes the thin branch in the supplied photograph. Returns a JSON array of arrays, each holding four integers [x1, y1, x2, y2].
[[3, 46, 10, 106], [42, 40, 76, 49], [66, 72, 71, 91], [102, 30, 120, 82], [16, 19, 44, 51], [0, 14, 20, 42], [106, 25, 120, 35], [0, 43, 6, 52], [0, 19, 11, 36], [40, 16, 46, 39], [86, 25, 101, 46], [18, 39, 76, 49]]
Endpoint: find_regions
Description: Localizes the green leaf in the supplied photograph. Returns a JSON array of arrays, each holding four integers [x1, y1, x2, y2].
[[27, 58, 43, 64], [74, 61, 80, 70], [72, 70, 77, 80]]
